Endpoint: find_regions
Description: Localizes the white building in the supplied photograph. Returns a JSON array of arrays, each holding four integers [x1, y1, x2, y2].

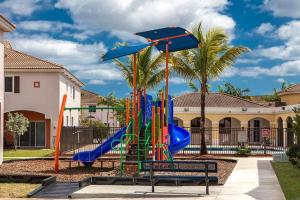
[[3, 42, 83, 148], [81, 89, 118, 127], [0, 15, 15, 164]]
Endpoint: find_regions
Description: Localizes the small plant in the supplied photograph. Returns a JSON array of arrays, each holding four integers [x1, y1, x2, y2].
[[236, 146, 251, 156], [6, 112, 30, 149], [286, 145, 300, 168]]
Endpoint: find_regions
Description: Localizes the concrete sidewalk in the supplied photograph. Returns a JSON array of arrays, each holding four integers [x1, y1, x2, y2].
[[216, 157, 285, 200], [69, 157, 285, 200]]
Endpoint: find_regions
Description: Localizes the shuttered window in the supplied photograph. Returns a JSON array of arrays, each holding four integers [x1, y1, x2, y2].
[[14, 76, 20, 93]]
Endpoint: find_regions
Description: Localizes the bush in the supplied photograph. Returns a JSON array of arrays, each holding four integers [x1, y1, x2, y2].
[[236, 147, 251, 156], [286, 145, 300, 168], [286, 145, 300, 158]]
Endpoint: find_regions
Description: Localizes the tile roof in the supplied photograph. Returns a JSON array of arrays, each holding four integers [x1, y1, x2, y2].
[[3, 43, 84, 87], [81, 89, 103, 104], [279, 84, 300, 95], [174, 92, 267, 108]]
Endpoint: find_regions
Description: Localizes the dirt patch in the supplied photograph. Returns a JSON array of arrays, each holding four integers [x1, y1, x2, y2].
[[0, 159, 236, 184]]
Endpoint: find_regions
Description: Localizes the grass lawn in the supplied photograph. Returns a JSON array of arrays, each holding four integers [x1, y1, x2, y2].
[[272, 162, 300, 200], [0, 183, 40, 198], [4, 149, 54, 158]]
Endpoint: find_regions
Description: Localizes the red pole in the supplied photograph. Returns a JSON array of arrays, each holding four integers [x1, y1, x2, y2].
[[157, 107, 161, 161], [151, 106, 156, 160], [54, 94, 67, 173], [165, 42, 169, 131], [125, 98, 129, 126], [133, 54, 138, 142]]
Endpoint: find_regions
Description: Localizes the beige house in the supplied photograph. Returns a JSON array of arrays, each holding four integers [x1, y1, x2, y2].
[[0, 15, 15, 164], [173, 87, 300, 148], [3, 42, 83, 148], [81, 89, 118, 127]]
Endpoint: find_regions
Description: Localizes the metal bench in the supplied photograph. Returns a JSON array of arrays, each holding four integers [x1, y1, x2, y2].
[[141, 160, 218, 195]]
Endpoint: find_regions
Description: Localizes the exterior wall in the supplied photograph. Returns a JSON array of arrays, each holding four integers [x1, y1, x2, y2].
[[0, 43, 4, 164], [4, 72, 60, 148], [60, 75, 81, 128], [81, 103, 118, 127], [281, 94, 300, 105]]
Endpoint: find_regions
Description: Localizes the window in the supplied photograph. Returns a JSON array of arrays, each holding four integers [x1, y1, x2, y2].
[[14, 76, 20, 93], [5, 77, 12, 92], [5, 76, 20, 93], [17, 121, 45, 147], [71, 117, 74, 126], [66, 116, 69, 126], [72, 86, 75, 99]]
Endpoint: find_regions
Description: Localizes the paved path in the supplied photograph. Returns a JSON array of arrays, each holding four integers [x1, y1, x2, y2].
[[216, 157, 285, 200], [69, 157, 285, 200]]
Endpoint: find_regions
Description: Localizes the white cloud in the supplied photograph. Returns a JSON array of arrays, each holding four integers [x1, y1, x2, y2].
[[55, 0, 235, 39], [169, 77, 186, 84], [74, 63, 123, 82], [222, 60, 300, 78], [236, 58, 262, 64], [18, 20, 74, 32], [255, 23, 275, 35], [256, 20, 300, 60], [88, 79, 107, 85], [264, 0, 300, 18], [276, 78, 285, 83], [8, 33, 106, 67], [0, 0, 41, 16]]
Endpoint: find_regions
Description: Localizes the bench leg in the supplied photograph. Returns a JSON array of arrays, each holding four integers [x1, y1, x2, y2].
[[112, 162, 115, 169], [100, 161, 103, 168], [69, 161, 71, 169], [150, 163, 154, 192], [205, 164, 209, 195]]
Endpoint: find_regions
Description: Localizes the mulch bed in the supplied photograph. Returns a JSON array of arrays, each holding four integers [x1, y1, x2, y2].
[[0, 158, 236, 184]]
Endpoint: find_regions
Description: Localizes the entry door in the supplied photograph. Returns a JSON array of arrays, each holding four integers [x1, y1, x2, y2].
[[253, 120, 260, 142]]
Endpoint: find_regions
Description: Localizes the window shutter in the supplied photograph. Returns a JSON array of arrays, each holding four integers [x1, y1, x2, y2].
[[14, 76, 20, 93]]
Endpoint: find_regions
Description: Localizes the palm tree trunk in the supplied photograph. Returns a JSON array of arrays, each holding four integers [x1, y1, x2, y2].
[[107, 105, 109, 127], [200, 80, 208, 155]]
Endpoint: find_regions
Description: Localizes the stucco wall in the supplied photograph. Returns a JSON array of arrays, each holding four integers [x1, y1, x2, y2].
[[60, 74, 81, 127], [281, 94, 300, 105], [0, 43, 4, 164]]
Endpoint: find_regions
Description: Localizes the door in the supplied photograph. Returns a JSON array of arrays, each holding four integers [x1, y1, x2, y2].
[[253, 120, 260, 142], [18, 121, 46, 147]]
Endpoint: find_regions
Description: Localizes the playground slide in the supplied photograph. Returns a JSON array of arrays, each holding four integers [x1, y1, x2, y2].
[[168, 124, 191, 155], [72, 126, 126, 166]]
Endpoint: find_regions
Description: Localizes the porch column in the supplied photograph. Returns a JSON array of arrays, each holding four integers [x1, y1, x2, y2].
[[212, 121, 219, 145], [283, 121, 287, 148], [183, 121, 190, 129]]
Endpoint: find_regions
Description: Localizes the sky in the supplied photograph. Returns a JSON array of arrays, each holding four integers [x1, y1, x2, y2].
[[1, 0, 300, 98]]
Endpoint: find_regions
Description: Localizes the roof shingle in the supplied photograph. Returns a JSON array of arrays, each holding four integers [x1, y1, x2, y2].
[[174, 92, 267, 108]]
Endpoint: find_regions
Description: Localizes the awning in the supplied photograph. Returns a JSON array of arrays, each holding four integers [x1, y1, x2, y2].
[[136, 27, 199, 52], [102, 42, 151, 61]]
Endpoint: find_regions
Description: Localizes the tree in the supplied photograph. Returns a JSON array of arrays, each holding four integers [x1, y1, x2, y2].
[[114, 46, 166, 93], [218, 82, 250, 98], [172, 23, 249, 154], [98, 92, 117, 126], [292, 106, 300, 144], [262, 88, 280, 102], [6, 112, 30, 149]]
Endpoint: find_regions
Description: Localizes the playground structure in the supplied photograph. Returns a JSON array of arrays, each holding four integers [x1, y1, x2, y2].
[[54, 27, 199, 174]]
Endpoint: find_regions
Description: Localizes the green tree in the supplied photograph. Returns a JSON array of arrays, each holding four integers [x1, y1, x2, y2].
[[98, 92, 117, 126], [6, 112, 30, 149], [262, 88, 280, 102], [114, 46, 166, 93], [172, 23, 249, 154], [292, 106, 300, 144], [218, 82, 250, 98]]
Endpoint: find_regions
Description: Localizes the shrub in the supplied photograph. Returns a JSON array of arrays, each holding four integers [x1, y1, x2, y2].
[[286, 145, 300, 158], [236, 147, 251, 156]]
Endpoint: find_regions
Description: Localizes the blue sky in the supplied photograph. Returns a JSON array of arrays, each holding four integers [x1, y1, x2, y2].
[[1, 0, 300, 98]]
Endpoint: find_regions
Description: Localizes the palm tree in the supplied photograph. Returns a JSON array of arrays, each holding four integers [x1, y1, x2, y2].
[[114, 46, 166, 93], [218, 82, 250, 98], [172, 23, 249, 154]]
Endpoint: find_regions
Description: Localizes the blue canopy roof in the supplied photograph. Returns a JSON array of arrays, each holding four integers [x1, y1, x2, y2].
[[102, 42, 151, 61], [136, 27, 199, 52]]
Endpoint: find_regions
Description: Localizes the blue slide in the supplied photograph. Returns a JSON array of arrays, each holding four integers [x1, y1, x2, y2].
[[169, 124, 191, 156], [72, 127, 126, 166]]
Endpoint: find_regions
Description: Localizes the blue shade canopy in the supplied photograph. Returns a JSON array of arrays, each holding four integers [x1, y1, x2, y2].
[[102, 42, 151, 61], [136, 27, 199, 52]]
